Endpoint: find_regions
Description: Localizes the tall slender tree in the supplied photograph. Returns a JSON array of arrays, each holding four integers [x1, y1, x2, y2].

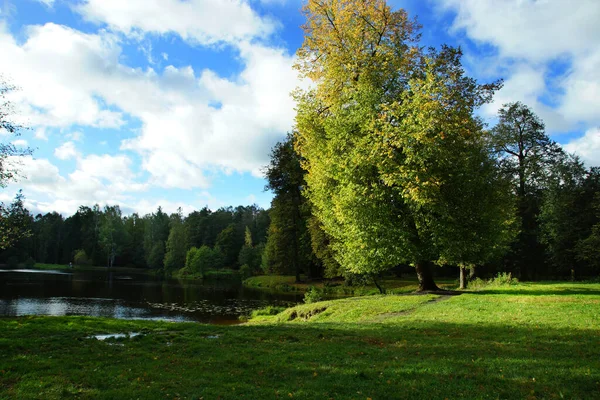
[[490, 102, 565, 279]]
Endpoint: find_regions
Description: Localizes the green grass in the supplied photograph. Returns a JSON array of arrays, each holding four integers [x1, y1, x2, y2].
[[1, 282, 599, 399]]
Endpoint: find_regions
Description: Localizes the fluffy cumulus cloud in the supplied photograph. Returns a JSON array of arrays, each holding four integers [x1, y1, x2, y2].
[[1, 0, 301, 201], [75, 0, 277, 46], [437, 0, 600, 130], [564, 128, 600, 167], [54, 141, 78, 160], [5, 154, 150, 215]]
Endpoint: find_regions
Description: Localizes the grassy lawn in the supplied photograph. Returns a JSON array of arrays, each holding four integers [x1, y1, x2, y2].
[[244, 274, 457, 296], [1, 282, 599, 399]]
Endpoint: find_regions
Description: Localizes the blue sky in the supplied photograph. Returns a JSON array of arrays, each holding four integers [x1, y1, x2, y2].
[[1, 0, 599, 216]]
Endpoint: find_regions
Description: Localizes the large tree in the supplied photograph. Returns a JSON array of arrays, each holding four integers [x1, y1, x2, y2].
[[294, 0, 510, 290], [490, 102, 565, 279], [263, 134, 314, 281]]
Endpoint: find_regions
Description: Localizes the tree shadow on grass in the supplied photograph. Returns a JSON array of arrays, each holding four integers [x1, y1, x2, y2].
[[2, 317, 600, 399], [471, 287, 600, 296]]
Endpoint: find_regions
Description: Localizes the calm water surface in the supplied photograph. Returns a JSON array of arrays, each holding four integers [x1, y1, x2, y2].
[[0, 268, 302, 324]]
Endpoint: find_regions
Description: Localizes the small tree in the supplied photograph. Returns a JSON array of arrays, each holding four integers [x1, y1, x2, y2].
[[73, 249, 91, 266]]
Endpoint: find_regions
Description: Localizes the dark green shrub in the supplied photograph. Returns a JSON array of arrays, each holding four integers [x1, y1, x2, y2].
[[239, 264, 252, 279], [304, 286, 323, 304], [74, 249, 91, 266]]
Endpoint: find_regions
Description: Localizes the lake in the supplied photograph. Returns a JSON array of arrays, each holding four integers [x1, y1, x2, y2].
[[0, 268, 302, 324]]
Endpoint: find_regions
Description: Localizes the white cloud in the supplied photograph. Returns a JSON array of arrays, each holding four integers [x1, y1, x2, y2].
[[198, 191, 225, 211], [438, 0, 600, 62], [76, 0, 277, 46], [126, 199, 196, 217], [54, 141, 78, 160], [564, 128, 600, 167], [34, 127, 48, 141], [0, 21, 301, 188], [437, 0, 600, 132], [11, 139, 28, 147], [34, 0, 55, 6], [66, 131, 83, 142], [0, 22, 125, 129], [6, 154, 148, 215]]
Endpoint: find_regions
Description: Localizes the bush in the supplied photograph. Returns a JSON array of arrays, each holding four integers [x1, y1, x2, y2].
[[470, 272, 519, 289], [74, 249, 91, 266], [304, 286, 323, 304]]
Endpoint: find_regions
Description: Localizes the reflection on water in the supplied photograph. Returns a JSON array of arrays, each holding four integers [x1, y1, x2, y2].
[[0, 269, 301, 324]]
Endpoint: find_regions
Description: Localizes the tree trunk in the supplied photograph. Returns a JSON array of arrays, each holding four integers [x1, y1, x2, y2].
[[415, 261, 440, 292], [469, 266, 477, 280], [372, 275, 385, 294], [459, 267, 468, 290]]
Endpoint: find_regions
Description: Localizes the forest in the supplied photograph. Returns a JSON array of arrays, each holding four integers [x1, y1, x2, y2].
[[0, 2, 597, 292], [2, 104, 599, 288]]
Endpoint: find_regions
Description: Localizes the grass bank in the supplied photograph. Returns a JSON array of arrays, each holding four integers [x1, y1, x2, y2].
[[244, 274, 457, 296], [25, 263, 79, 271], [173, 268, 240, 280], [1, 282, 599, 399]]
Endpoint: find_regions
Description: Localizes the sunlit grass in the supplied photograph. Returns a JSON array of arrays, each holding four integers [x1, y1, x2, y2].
[[1, 282, 599, 399]]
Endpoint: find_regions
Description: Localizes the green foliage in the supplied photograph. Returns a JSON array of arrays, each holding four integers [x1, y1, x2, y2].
[[263, 134, 314, 279], [143, 207, 170, 269], [98, 205, 125, 268], [185, 245, 223, 276], [540, 164, 600, 277], [490, 102, 567, 280], [239, 264, 252, 279], [215, 223, 243, 268], [147, 241, 165, 270], [73, 249, 91, 266], [250, 305, 286, 318], [307, 216, 341, 278], [0, 191, 32, 251], [469, 272, 520, 290], [164, 211, 187, 271], [294, 2, 511, 290], [238, 243, 263, 274], [24, 257, 35, 268], [303, 286, 323, 304]]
